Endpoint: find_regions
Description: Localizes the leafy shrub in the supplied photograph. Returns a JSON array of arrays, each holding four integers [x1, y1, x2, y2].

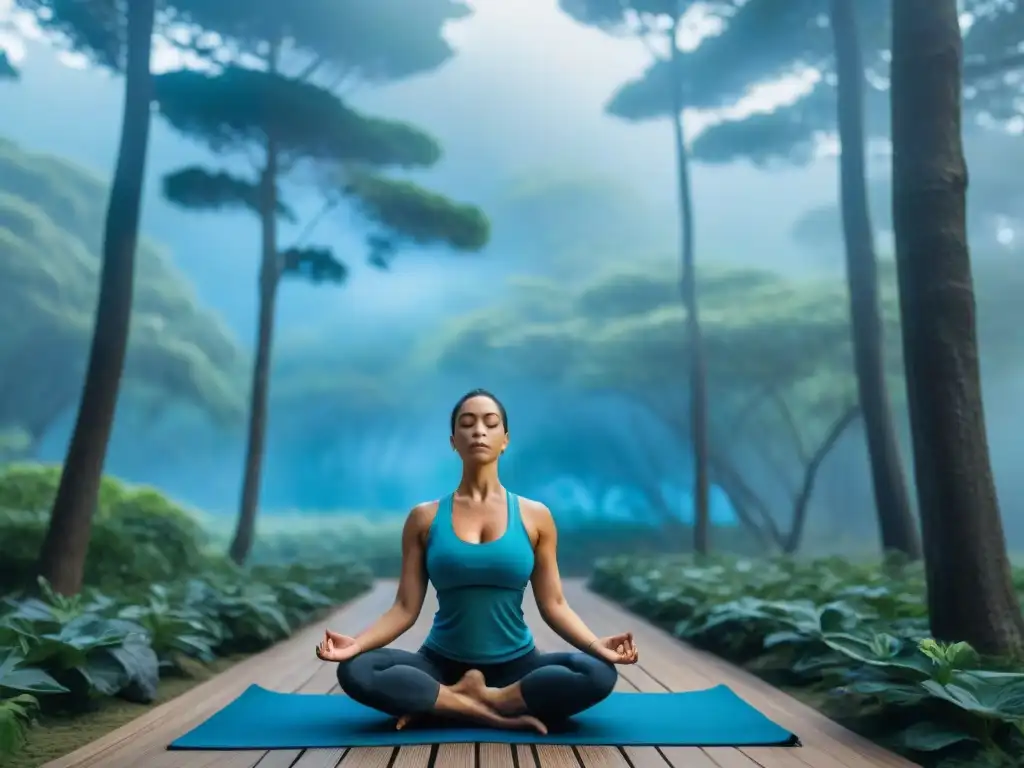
[[210, 514, 406, 576], [0, 465, 208, 593], [590, 555, 1024, 768], [0, 561, 372, 759], [0, 464, 127, 514]]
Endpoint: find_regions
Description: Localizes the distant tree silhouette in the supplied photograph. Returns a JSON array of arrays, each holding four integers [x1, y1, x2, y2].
[[559, 0, 722, 555]]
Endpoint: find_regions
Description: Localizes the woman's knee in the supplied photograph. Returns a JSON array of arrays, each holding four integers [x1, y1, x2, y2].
[[572, 653, 618, 700], [335, 651, 380, 697]]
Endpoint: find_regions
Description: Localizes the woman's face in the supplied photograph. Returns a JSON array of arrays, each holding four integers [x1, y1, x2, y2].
[[451, 395, 509, 464]]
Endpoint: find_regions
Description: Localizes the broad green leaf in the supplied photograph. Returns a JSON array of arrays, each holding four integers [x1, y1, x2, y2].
[[896, 721, 979, 752], [0, 650, 68, 694]]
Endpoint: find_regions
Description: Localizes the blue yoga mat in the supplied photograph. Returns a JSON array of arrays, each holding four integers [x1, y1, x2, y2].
[[169, 684, 799, 749]]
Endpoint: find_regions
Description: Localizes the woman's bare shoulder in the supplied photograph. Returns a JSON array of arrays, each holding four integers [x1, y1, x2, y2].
[[516, 496, 555, 527], [406, 500, 441, 532]]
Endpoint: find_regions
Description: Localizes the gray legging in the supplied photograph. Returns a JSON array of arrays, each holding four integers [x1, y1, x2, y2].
[[336, 646, 618, 724]]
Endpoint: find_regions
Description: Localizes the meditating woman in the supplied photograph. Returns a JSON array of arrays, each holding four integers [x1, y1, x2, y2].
[[315, 388, 639, 733]]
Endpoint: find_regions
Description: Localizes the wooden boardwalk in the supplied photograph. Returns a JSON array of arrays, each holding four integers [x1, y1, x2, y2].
[[43, 581, 920, 768]]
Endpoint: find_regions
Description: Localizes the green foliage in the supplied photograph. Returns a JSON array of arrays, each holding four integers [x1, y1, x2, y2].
[[280, 246, 348, 284], [561, 0, 754, 118], [671, 0, 1022, 165], [205, 514, 407, 577], [0, 467, 374, 761], [673, 0, 890, 164], [166, 0, 471, 81], [0, 138, 245, 448], [12, 0, 125, 71], [154, 31, 488, 281], [559, 0, 710, 33], [0, 563, 371, 760], [591, 555, 1024, 766], [0, 464, 208, 592], [0, 464, 129, 514], [154, 67, 442, 168], [161, 167, 296, 221], [343, 171, 490, 255]]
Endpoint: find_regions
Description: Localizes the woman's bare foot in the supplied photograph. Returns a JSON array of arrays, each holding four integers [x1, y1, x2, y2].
[[395, 681, 547, 734], [450, 669, 488, 698], [451, 670, 528, 717]]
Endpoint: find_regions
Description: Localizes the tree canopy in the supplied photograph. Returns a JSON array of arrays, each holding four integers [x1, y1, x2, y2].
[[642, 0, 1024, 167], [154, 66, 487, 280], [0, 138, 245, 451], [164, 0, 470, 80]]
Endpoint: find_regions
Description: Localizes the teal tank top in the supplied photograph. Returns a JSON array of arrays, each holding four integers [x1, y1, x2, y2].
[[423, 491, 536, 664]]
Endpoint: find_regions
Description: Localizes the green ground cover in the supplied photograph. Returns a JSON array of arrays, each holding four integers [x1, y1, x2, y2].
[[590, 555, 1024, 768]]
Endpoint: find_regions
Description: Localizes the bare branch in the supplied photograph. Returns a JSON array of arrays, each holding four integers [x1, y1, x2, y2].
[[783, 402, 860, 553]]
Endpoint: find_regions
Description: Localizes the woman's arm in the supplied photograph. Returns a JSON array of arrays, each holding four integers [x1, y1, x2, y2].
[[348, 503, 431, 653], [528, 502, 604, 654]]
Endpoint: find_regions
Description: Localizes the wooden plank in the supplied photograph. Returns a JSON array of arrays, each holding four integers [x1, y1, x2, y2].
[[391, 746, 432, 768], [701, 747, 766, 767], [621, 746, 670, 768], [436, 743, 476, 768], [337, 747, 393, 768], [516, 745, 538, 768], [291, 747, 346, 768], [254, 752, 304, 768], [657, 748, 720, 767], [479, 743, 515, 768], [561, 583, 919, 768], [534, 746, 580, 768], [576, 746, 629, 767]]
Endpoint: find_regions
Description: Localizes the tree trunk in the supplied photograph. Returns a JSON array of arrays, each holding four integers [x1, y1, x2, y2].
[[830, 0, 921, 560], [783, 404, 860, 553], [228, 136, 280, 566], [890, 0, 1024, 656], [36, 0, 156, 596], [670, 34, 710, 556]]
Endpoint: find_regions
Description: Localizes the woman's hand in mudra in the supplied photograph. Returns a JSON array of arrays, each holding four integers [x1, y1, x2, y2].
[[591, 632, 639, 665], [315, 630, 361, 662]]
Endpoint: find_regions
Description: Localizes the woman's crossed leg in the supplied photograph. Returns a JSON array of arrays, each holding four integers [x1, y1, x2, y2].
[[335, 647, 547, 732]]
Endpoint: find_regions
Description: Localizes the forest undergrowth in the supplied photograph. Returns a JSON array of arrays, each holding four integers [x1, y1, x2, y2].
[[0, 464, 372, 763], [591, 555, 1024, 768]]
